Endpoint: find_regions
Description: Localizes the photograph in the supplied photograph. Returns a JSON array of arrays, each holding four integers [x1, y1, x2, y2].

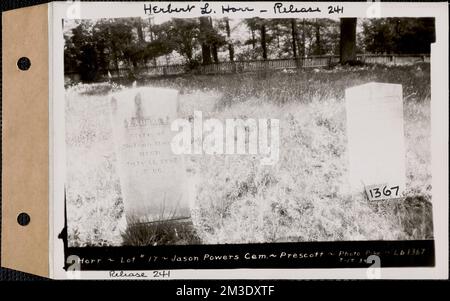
[[2, 0, 448, 283], [62, 15, 434, 251]]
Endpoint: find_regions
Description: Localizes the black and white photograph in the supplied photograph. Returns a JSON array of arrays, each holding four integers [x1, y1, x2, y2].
[[54, 2, 443, 276], [2, 1, 448, 283], [63, 15, 434, 244]]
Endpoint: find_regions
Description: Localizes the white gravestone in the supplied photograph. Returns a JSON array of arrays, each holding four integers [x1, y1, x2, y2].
[[345, 82, 406, 200], [109, 87, 189, 221]]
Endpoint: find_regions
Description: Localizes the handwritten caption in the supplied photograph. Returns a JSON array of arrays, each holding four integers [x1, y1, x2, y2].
[[109, 270, 170, 279], [143, 3, 344, 16]]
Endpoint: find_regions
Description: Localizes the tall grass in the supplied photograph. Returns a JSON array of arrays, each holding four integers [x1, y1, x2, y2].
[[65, 63, 432, 246], [121, 201, 200, 246], [121, 216, 201, 246], [141, 63, 430, 107], [188, 95, 433, 244]]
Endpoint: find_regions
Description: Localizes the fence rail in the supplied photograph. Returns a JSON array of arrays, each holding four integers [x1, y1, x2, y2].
[[65, 54, 430, 82]]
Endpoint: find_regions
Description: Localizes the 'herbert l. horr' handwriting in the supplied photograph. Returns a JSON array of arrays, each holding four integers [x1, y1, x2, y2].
[[143, 2, 326, 16], [221, 4, 255, 14], [143, 3, 196, 15]]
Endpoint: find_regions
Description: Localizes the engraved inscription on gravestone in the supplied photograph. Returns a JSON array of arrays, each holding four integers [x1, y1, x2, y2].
[[109, 87, 189, 221], [345, 82, 406, 200]]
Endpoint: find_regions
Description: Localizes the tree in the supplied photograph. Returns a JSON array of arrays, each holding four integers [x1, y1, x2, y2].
[[311, 19, 340, 55], [64, 16, 437, 81], [145, 25, 176, 62], [210, 18, 220, 63], [243, 18, 271, 60], [65, 20, 114, 81], [244, 18, 258, 51], [98, 19, 136, 73], [290, 19, 298, 59], [340, 18, 357, 64], [313, 19, 322, 55], [266, 19, 300, 59], [167, 18, 199, 65], [260, 20, 268, 60], [198, 17, 226, 64], [224, 18, 234, 61], [361, 18, 435, 54], [199, 17, 213, 65], [312, 18, 339, 55]]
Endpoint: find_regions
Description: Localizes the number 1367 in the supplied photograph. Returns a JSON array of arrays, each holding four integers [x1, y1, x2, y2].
[[367, 185, 400, 200]]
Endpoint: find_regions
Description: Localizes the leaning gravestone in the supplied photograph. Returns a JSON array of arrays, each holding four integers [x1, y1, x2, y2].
[[345, 82, 406, 200], [109, 87, 189, 221]]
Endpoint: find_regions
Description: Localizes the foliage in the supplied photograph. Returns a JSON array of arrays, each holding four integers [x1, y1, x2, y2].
[[361, 18, 435, 54], [64, 17, 226, 79], [64, 17, 434, 82]]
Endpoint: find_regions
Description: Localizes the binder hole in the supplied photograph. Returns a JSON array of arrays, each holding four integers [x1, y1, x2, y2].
[[17, 57, 31, 71], [17, 212, 30, 226]]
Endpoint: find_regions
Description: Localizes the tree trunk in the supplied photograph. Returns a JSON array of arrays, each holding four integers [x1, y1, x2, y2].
[[135, 18, 144, 43], [314, 20, 322, 55], [201, 44, 212, 65], [212, 44, 219, 63], [225, 18, 234, 61], [260, 23, 267, 60], [290, 19, 297, 59], [275, 23, 280, 48], [340, 18, 357, 64], [112, 47, 120, 74], [251, 29, 256, 49], [147, 18, 157, 66], [210, 17, 219, 63], [200, 17, 212, 65], [301, 19, 306, 57], [148, 18, 155, 42]]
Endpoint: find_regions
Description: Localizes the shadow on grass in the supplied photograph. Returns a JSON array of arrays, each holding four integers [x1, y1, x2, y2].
[[121, 216, 202, 246], [370, 195, 433, 240]]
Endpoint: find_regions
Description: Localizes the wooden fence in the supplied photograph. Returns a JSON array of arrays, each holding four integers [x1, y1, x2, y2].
[[65, 54, 430, 82]]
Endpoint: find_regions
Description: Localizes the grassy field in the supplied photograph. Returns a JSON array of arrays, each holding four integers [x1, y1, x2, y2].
[[65, 63, 433, 247]]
